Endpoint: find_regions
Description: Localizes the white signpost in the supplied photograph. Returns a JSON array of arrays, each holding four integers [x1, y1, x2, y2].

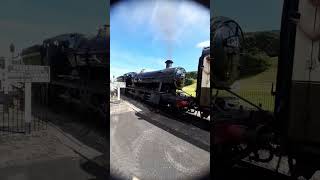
[[6, 65, 50, 83], [0, 59, 50, 134], [111, 82, 126, 100]]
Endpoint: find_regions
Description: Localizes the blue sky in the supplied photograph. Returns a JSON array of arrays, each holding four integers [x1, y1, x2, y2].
[[211, 0, 284, 32], [0, 0, 108, 58], [110, 0, 210, 78]]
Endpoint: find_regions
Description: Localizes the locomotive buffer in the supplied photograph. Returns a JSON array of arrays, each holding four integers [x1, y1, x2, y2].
[[0, 59, 50, 134]]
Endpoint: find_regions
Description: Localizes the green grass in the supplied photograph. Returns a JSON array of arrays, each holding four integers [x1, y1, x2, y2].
[[182, 58, 278, 111], [238, 57, 278, 91], [182, 80, 197, 97], [217, 57, 278, 111]]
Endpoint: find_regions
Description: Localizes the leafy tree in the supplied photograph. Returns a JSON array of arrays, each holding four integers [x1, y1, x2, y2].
[[184, 78, 195, 86], [186, 71, 197, 79]]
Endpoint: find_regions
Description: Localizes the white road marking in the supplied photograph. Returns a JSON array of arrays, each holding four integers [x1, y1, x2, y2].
[[124, 101, 142, 112]]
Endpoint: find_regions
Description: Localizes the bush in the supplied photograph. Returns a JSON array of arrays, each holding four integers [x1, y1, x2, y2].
[[186, 71, 197, 79], [244, 31, 280, 57], [184, 78, 195, 86], [239, 52, 271, 78]]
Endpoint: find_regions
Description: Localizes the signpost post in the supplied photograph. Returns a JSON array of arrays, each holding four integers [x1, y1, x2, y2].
[[117, 86, 120, 100], [24, 82, 31, 133], [0, 63, 50, 134], [111, 82, 126, 101]]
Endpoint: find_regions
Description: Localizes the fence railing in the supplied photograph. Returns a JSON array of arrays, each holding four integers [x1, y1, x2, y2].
[[214, 84, 276, 112], [237, 90, 275, 112], [0, 88, 48, 136]]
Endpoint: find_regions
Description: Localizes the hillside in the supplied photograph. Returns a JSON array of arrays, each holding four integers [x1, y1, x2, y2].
[[217, 30, 280, 111], [182, 30, 280, 110], [244, 30, 280, 57], [183, 72, 198, 97], [186, 71, 197, 79], [182, 80, 197, 97], [219, 57, 278, 111]]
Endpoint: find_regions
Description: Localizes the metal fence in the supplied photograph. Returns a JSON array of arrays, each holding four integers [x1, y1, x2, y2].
[[214, 82, 276, 112], [237, 90, 275, 112], [0, 84, 48, 136], [216, 53, 278, 112]]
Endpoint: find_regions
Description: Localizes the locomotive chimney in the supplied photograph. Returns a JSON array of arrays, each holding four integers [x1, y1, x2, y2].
[[165, 60, 173, 69]]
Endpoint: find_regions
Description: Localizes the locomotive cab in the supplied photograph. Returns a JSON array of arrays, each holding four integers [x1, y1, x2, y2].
[[278, 0, 320, 157], [196, 47, 211, 109]]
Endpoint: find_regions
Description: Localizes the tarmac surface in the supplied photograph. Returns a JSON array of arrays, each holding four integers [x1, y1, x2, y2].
[[0, 125, 106, 180], [110, 97, 210, 180], [0, 100, 108, 180]]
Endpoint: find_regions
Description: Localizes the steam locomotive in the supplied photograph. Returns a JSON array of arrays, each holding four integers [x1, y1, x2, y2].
[[129, 60, 186, 92], [21, 25, 109, 121], [116, 47, 211, 118]]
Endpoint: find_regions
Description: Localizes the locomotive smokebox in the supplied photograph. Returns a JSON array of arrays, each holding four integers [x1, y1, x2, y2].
[[165, 60, 173, 69]]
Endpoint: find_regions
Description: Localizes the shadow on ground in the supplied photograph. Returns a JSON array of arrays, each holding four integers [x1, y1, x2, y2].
[[80, 158, 109, 180], [135, 110, 210, 152]]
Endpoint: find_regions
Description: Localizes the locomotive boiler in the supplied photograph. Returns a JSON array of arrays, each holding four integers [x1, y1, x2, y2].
[[133, 60, 186, 93], [116, 75, 124, 82]]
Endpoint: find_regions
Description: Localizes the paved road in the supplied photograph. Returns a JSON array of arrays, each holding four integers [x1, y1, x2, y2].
[[0, 157, 94, 180], [110, 99, 210, 180], [0, 125, 106, 180]]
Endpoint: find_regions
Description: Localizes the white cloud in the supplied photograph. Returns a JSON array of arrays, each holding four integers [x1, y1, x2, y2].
[[111, 0, 209, 51], [196, 40, 210, 48]]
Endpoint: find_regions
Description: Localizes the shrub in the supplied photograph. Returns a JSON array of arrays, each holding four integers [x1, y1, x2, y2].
[[184, 78, 195, 86], [239, 52, 271, 78], [186, 71, 197, 79]]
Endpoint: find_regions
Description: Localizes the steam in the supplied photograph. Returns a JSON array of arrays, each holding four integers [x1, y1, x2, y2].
[[111, 0, 209, 60], [196, 40, 210, 48], [150, 1, 177, 59]]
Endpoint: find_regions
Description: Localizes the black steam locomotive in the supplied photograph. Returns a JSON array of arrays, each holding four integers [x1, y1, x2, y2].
[[117, 48, 211, 118], [132, 60, 186, 92], [21, 25, 109, 120]]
